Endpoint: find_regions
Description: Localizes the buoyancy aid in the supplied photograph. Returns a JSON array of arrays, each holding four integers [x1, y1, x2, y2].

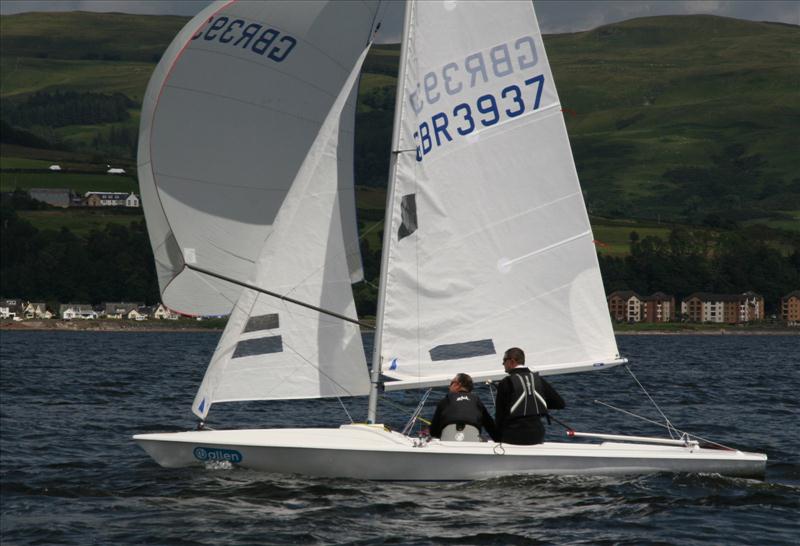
[[439, 392, 484, 428], [508, 370, 548, 419]]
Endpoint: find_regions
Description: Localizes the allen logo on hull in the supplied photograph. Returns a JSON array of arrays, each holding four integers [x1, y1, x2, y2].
[[193, 447, 243, 464]]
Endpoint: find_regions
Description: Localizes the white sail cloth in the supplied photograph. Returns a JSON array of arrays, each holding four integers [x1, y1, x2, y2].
[[377, 1, 621, 390], [138, 0, 376, 315], [191, 44, 374, 419]]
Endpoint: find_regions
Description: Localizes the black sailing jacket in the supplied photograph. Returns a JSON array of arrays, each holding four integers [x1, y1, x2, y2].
[[429, 391, 499, 441], [495, 367, 565, 444]]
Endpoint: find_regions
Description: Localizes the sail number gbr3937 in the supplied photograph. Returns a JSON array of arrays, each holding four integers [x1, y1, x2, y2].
[[409, 35, 546, 162]]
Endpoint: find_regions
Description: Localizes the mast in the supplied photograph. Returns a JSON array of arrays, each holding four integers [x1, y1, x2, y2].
[[367, 0, 414, 423]]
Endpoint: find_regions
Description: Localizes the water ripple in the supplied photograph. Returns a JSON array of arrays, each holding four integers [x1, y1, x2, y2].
[[1, 332, 798, 545]]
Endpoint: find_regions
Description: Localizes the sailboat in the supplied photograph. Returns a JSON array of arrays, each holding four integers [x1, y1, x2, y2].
[[134, 0, 766, 480]]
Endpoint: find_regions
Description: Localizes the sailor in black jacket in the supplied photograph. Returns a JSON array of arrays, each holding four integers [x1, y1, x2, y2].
[[429, 373, 499, 441], [495, 347, 565, 445]]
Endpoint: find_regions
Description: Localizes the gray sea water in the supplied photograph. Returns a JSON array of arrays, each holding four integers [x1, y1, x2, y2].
[[0, 331, 798, 545]]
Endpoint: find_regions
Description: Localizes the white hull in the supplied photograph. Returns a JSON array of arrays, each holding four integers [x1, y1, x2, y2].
[[134, 424, 766, 481]]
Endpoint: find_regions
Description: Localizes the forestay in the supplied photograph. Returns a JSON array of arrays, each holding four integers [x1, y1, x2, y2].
[[377, 1, 622, 391], [191, 40, 374, 419], [138, 0, 374, 316]]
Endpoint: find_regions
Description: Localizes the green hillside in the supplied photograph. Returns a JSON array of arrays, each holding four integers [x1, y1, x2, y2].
[[547, 15, 800, 228], [1, 12, 798, 232], [0, 11, 187, 64], [1, 12, 797, 313]]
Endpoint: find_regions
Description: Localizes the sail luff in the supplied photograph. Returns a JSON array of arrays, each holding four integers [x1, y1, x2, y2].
[[367, 0, 415, 424]]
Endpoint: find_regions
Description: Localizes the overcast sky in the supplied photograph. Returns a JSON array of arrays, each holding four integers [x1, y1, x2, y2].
[[1, 0, 797, 40]]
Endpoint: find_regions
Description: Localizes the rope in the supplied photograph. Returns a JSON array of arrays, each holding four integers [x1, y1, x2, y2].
[[401, 388, 432, 435], [337, 396, 354, 424], [624, 364, 680, 439], [548, 413, 575, 432], [594, 399, 736, 450]]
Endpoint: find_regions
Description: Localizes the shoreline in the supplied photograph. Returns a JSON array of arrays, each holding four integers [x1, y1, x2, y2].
[[0, 320, 221, 333], [1, 320, 797, 335]]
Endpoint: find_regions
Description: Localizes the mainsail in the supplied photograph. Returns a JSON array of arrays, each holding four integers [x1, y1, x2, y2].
[[138, 0, 374, 316], [375, 1, 622, 391]]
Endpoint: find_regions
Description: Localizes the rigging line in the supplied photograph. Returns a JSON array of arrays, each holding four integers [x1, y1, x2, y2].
[[186, 263, 375, 329], [378, 393, 430, 424], [401, 388, 433, 435], [337, 396, 355, 424], [594, 400, 736, 450], [548, 413, 575, 432], [624, 364, 679, 439]]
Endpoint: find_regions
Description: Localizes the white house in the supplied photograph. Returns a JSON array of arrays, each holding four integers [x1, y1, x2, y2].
[[104, 302, 143, 319], [1, 299, 23, 320], [153, 303, 179, 320], [84, 191, 140, 208], [125, 193, 140, 207], [49, 164, 62, 171], [23, 302, 52, 319], [127, 308, 149, 321], [60, 304, 98, 320], [107, 167, 126, 174]]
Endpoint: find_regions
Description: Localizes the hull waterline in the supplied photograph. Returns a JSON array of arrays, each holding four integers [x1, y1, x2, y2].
[[133, 425, 767, 481]]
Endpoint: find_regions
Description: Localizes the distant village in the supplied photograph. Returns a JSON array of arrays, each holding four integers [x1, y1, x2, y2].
[[14, 164, 140, 209], [0, 300, 179, 322], [6, 166, 799, 329], [607, 290, 800, 326], [2, 291, 799, 327]]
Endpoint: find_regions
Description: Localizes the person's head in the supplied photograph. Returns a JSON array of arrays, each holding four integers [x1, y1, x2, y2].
[[503, 347, 525, 372], [449, 373, 474, 393]]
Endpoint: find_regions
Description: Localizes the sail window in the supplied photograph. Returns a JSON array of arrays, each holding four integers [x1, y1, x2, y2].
[[232, 336, 283, 358], [243, 314, 280, 333], [429, 339, 496, 361], [398, 194, 418, 240]]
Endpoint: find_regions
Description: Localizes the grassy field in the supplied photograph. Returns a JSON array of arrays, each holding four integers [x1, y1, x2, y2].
[[743, 212, 800, 233], [0, 11, 187, 63], [0, 57, 157, 101], [0, 171, 137, 193], [0, 156, 54, 168], [0, 144, 136, 173], [358, 73, 397, 94], [355, 187, 387, 209], [591, 224, 672, 256], [18, 209, 144, 235]]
